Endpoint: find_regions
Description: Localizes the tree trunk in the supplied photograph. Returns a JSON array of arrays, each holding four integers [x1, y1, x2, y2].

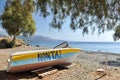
[[12, 36, 16, 42], [11, 35, 16, 45]]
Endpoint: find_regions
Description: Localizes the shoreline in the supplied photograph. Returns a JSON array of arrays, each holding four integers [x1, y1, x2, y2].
[[84, 50, 120, 56], [0, 46, 120, 80]]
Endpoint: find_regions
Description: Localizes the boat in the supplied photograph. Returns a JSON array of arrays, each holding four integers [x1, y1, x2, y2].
[[7, 48, 80, 73]]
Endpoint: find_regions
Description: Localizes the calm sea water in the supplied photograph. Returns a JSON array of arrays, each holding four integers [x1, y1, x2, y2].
[[69, 42, 120, 54], [26, 41, 120, 54]]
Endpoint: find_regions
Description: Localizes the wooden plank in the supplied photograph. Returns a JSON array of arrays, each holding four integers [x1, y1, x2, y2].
[[31, 66, 52, 73], [31, 63, 76, 78], [31, 66, 58, 78], [38, 69, 58, 77]]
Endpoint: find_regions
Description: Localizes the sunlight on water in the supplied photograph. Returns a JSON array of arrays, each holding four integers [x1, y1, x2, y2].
[[27, 41, 120, 54]]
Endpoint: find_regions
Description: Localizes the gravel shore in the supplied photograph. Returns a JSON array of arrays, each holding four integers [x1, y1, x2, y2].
[[42, 50, 120, 80], [0, 46, 120, 80]]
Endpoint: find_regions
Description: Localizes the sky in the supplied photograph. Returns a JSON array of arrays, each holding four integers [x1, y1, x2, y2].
[[33, 14, 115, 42], [0, 0, 118, 42]]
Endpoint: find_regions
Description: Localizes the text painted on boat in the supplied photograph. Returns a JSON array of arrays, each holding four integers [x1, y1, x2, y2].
[[37, 50, 61, 62]]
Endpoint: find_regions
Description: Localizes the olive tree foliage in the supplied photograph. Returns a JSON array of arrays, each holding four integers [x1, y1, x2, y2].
[[36, 0, 120, 40], [1, 0, 120, 41], [1, 0, 36, 43]]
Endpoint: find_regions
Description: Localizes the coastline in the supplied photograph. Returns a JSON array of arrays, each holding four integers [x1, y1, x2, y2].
[[0, 46, 120, 80]]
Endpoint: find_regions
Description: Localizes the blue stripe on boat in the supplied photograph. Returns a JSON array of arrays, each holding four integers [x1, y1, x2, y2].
[[11, 52, 76, 66]]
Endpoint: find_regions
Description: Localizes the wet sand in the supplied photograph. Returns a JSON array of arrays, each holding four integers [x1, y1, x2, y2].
[[0, 46, 120, 80]]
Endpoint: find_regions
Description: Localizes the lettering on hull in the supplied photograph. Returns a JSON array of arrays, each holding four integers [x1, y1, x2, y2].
[[37, 50, 61, 62]]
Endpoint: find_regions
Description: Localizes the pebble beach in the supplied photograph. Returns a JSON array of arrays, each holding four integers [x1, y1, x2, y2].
[[0, 46, 120, 80]]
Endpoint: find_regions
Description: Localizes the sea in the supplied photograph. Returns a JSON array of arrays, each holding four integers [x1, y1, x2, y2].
[[25, 40, 120, 54]]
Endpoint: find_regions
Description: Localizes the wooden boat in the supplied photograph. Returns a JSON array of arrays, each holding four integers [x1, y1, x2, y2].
[[7, 48, 80, 73]]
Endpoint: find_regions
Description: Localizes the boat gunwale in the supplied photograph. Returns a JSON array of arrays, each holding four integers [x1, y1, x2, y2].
[[11, 48, 80, 56]]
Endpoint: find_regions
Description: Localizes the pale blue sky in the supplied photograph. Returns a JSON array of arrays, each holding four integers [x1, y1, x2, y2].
[[0, 0, 118, 42], [33, 13, 115, 42]]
